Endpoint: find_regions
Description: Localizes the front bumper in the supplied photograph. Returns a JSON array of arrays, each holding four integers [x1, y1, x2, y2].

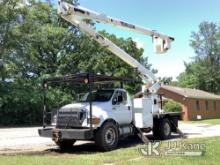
[[38, 128, 93, 140]]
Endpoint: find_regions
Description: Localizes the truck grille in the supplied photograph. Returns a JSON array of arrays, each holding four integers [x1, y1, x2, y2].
[[57, 110, 86, 128]]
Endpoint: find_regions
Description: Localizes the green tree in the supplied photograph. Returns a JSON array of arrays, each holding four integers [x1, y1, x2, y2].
[[177, 22, 220, 93], [0, 0, 75, 125], [0, 0, 155, 125], [0, 0, 25, 81], [160, 77, 172, 85]]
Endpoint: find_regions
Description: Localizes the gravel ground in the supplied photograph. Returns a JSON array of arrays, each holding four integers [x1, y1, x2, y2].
[[0, 127, 89, 154], [0, 127, 55, 154], [178, 123, 220, 138], [0, 123, 220, 155]]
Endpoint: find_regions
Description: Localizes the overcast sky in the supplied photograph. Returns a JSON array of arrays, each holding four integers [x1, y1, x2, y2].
[[51, 0, 220, 79]]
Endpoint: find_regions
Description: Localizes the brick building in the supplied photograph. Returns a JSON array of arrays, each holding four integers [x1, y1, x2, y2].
[[158, 85, 220, 121]]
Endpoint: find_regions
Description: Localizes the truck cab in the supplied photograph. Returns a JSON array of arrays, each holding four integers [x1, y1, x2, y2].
[[56, 88, 133, 129]]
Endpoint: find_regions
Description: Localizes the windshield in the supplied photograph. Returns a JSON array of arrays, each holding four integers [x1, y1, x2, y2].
[[80, 90, 114, 102]]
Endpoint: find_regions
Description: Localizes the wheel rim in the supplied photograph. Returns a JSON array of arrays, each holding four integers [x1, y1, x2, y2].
[[164, 122, 171, 136], [105, 128, 116, 145]]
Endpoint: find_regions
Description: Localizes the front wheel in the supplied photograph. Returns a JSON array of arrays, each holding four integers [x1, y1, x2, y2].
[[95, 121, 119, 151]]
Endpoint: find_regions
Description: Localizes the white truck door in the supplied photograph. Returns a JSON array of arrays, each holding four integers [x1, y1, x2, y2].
[[112, 90, 132, 125]]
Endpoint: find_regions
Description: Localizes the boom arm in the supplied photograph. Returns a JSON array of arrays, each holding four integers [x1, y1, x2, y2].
[[58, 0, 174, 87]]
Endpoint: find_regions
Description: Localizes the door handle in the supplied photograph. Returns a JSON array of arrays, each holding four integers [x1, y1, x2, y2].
[[127, 106, 131, 111]]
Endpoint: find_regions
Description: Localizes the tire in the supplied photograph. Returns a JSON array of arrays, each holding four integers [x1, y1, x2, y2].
[[95, 121, 119, 151], [55, 140, 76, 150], [158, 118, 172, 140]]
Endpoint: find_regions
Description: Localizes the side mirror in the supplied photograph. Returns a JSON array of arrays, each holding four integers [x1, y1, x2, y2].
[[112, 98, 117, 105], [117, 95, 123, 103]]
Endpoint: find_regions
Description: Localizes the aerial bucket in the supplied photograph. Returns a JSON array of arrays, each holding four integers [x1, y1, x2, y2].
[[153, 36, 171, 54]]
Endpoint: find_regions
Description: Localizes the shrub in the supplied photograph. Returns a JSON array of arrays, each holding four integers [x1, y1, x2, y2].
[[163, 100, 182, 112]]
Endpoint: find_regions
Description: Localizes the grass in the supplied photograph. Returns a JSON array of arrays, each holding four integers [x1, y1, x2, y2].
[[181, 118, 220, 125], [0, 137, 220, 165]]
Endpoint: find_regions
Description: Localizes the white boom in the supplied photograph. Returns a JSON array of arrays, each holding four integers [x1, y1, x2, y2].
[[58, 0, 174, 91]]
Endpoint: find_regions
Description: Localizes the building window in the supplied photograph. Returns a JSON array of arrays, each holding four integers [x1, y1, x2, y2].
[[205, 101, 208, 111], [214, 101, 217, 111], [196, 100, 200, 111]]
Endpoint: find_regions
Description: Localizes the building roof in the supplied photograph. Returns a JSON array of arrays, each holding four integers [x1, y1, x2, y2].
[[160, 85, 220, 100]]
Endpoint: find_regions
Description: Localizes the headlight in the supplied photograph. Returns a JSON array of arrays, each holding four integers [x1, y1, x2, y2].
[[88, 117, 101, 125]]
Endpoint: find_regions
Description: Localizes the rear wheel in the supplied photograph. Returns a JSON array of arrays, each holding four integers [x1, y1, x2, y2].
[[153, 118, 171, 140], [95, 121, 119, 151], [55, 140, 76, 150]]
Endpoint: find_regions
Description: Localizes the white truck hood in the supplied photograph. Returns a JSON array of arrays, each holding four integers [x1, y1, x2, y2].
[[59, 102, 111, 114]]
